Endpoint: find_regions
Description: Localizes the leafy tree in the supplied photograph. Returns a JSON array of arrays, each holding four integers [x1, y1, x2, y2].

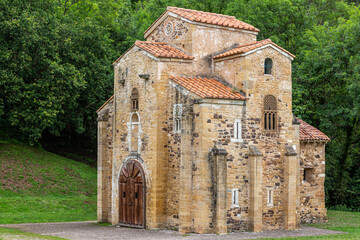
[[294, 5, 360, 209]]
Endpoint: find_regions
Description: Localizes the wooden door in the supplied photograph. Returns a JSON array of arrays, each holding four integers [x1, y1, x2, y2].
[[119, 160, 145, 228]]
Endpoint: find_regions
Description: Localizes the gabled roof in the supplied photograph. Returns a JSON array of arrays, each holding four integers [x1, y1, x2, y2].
[[170, 76, 246, 100], [213, 39, 295, 60], [135, 41, 194, 59], [96, 95, 114, 113], [113, 41, 193, 65], [144, 7, 259, 37], [299, 118, 330, 142]]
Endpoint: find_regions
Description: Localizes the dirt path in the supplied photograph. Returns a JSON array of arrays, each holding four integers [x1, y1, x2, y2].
[[0, 221, 345, 240]]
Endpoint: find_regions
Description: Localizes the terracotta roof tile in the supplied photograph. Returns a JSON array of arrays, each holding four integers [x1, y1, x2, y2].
[[144, 7, 259, 36], [135, 41, 193, 60], [298, 118, 330, 142], [96, 95, 114, 113], [213, 39, 295, 59], [170, 76, 246, 100]]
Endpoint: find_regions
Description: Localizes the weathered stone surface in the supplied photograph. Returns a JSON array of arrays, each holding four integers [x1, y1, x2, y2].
[[96, 7, 328, 234]]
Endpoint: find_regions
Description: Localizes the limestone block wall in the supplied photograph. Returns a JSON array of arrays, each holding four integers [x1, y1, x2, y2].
[[97, 97, 114, 223], [214, 46, 299, 230], [164, 86, 197, 229], [191, 99, 249, 231], [111, 45, 196, 228], [299, 142, 327, 223], [147, 16, 257, 75], [112, 48, 167, 228]]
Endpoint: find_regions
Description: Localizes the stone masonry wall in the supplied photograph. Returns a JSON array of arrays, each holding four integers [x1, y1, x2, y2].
[[147, 16, 257, 75], [97, 97, 114, 223], [299, 142, 327, 223], [112, 48, 167, 228], [215, 46, 299, 230]]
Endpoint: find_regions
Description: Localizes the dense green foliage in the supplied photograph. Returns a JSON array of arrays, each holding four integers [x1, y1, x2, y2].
[[0, 0, 359, 210], [0, 143, 97, 224]]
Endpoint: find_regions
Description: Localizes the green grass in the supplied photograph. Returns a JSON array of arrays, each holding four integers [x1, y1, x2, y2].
[[0, 143, 97, 224], [255, 210, 360, 239], [0, 227, 68, 240]]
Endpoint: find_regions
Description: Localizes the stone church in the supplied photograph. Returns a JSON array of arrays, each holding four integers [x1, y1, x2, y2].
[[96, 7, 330, 233]]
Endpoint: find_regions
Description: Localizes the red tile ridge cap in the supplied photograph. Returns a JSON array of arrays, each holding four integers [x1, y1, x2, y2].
[[167, 6, 237, 19], [144, 6, 259, 36], [213, 39, 295, 59]]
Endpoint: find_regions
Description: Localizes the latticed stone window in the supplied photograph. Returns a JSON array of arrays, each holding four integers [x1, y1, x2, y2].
[[263, 95, 277, 131], [264, 58, 273, 75], [173, 104, 182, 133], [131, 88, 139, 111]]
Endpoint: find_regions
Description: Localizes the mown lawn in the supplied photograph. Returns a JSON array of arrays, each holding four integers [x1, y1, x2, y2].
[[251, 211, 360, 240]]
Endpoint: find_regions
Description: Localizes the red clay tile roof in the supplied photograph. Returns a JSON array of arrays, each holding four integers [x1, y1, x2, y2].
[[299, 118, 330, 142], [170, 76, 246, 100], [96, 95, 114, 113], [144, 7, 259, 36], [135, 41, 193, 60], [213, 39, 295, 59], [113, 41, 193, 65]]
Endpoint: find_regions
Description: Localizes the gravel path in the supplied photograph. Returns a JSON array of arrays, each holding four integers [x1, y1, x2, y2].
[[0, 221, 345, 240]]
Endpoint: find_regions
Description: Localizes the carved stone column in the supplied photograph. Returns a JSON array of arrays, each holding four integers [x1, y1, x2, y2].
[[248, 145, 263, 232]]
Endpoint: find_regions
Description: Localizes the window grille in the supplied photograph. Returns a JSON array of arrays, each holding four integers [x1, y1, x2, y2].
[[264, 58, 273, 75], [264, 95, 277, 131], [173, 104, 182, 133], [131, 88, 139, 111]]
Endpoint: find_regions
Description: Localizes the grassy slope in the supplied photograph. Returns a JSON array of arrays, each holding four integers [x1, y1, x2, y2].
[[0, 143, 97, 224]]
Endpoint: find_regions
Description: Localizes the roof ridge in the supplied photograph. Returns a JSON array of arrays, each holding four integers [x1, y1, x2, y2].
[[135, 40, 166, 45], [167, 6, 236, 19], [214, 38, 295, 59], [235, 38, 271, 48], [169, 75, 246, 100]]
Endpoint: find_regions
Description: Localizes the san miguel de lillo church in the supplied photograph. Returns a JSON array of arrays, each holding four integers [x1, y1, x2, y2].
[[96, 7, 330, 234]]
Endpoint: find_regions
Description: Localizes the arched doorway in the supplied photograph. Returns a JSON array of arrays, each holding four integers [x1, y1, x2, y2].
[[119, 160, 146, 228]]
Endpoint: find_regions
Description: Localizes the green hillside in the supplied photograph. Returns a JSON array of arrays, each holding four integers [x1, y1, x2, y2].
[[0, 143, 97, 224]]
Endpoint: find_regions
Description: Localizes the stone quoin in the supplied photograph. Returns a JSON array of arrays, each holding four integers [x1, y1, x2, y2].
[[96, 6, 330, 233]]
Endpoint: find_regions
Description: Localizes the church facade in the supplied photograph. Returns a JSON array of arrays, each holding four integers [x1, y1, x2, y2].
[[96, 7, 330, 233]]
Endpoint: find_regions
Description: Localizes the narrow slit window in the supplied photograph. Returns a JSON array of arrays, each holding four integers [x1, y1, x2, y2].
[[263, 95, 277, 131], [173, 104, 182, 134], [232, 189, 239, 207], [234, 119, 241, 139], [265, 58, 273, 75], [267, 189, 273, 206]]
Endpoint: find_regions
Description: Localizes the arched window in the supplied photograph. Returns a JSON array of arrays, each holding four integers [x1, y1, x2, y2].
[[131, 88, 139, 111], [264, 58, 273, 75], [264, 95, 277, 131]]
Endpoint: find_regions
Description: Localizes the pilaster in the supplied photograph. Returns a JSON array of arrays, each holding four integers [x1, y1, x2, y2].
[[284, 145, 298, 230], [248, 145, 263, 232]]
